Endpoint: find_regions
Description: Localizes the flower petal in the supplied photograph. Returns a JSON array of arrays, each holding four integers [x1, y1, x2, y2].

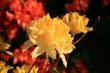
[[0, 66, 12, 73], [46, 48, 57, 59], [60, 54, 67, 67], [30, 66, 38, 73], [32, 47, 45, 58], [63, 47, 74, 54], [23, 40, 34, 51], [82, 27, 93, 33]]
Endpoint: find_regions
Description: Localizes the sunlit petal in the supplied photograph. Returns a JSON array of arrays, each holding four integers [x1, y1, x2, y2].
[[46, 48, 57, 59], [63, 12, 93, 34], [32, 47, 45, 58], [60, 54, 67, 67], [23, 40, 34, 51]]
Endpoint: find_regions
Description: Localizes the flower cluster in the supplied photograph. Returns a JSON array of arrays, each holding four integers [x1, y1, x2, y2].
[[0, 61, 12, 73], [23, 12, 92, 67], [13, 65, 38, 73], [0, 61, 38, 73], [0, 0, 45, 42], [0, 11, 93, 72], [63, 12, 93, 34], [24, 14, 75, 67], [6, 0, 45, 29], [13, 48, 36, 65], [102, 0, 110, 7], [65, 0, 89, 13]]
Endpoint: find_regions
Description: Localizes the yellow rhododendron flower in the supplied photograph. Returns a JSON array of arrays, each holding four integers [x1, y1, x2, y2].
[[0, 61, 12, 73], [13, 65, 38, 73], [63, 12, 93, 34], [23, 14, 75, 67], [0, 61, 5, 67], [0, 37, 10, 51]]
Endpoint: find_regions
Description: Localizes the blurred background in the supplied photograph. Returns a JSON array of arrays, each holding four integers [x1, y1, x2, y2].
[[0, 0, 110, 73]]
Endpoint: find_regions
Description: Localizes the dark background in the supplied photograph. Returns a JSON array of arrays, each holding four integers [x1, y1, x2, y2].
[[45, 0, 110, 73]]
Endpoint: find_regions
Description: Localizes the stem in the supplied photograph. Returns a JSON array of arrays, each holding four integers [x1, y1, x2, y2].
[[74, 16, 100, 45], [43, 53, 49, 73], [44, 61, 48, 73], [46, 56, 59, 73], [67, 17, 100, 63], [54, 56, 60, 68], [74, 33, 87, 45]]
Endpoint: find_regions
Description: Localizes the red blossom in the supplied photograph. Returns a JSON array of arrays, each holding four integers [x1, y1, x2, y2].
[[102, 0, 110, 7], [7, 0, 45, 29], [5, 24, 18, 42], [0, 11, 2, 16], [0, 0, 5, 8], [6, 11, 14, 21], [70, 59, 89, 73], [37, 58, 48, 73], [0, 52, 10, 62], [0, 0, 45, 42], [9, 0, 22, 12], [0, 0, 45, 31], [13, 47, 36, 65], [17, 13, 31, 29], [65, 0, 89, 13]]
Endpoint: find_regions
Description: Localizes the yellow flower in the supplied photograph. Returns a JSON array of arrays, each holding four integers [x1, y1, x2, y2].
[[0, 61, 5, 67], [63, 12, 93, 34], [23, 14, 75, 67], [0, 61, 12, 73], [13, 65, 38, 73], [0, 37, 10, 51]]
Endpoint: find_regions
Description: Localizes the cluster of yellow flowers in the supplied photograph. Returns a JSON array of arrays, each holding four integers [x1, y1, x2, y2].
[[13, 65, 38, 73], [23, 12, 92, 67], [0, 61, 38, 73], [0, 61, 12, 73]]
